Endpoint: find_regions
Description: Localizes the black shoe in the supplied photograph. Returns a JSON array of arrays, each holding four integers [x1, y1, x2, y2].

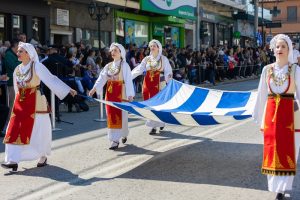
[[1, 163, 18, 172], [74, 103, 80, 112], [109, 142, 119, 150], [149, 128, 157, 135], [121, 137, 127, 144], [160, 127, 164, 131], [37, 158, 47, 167], [275, 193, 285, 200]]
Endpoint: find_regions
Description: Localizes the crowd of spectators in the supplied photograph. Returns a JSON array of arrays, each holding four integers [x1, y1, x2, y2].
[[0, 33, 278, 117]]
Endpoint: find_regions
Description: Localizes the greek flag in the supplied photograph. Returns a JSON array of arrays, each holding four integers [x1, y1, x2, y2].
[[98, 80, 257, 127], [256, 32, 262, 46]]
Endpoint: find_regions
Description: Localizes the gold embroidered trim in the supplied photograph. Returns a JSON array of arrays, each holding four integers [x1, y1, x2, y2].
[[287, 156, 295, 169]]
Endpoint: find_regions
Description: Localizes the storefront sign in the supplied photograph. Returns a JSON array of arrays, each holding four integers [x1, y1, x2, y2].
[[233, 31, 241, 39], [153, 24, 164, 37], [140, 0, 196, 20], [57, 8, 69, 26]]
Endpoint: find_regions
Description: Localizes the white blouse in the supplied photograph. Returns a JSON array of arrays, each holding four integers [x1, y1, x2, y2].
[[253, 63, 300, 126], [13, 61, 70, 100]]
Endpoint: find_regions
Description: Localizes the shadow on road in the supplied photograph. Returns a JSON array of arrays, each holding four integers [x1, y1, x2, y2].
[[155, 130, 212, 141], [5, 165, 109, 185], [118, 140, 267, 191]]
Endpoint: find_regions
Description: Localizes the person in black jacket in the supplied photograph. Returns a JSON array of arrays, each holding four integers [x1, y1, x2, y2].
[[0, 74, 9, 137]]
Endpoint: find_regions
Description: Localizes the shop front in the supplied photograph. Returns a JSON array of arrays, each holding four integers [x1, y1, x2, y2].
[[115, 11, 185, 48], [200, 10, 234, 48], [49, 1, 113, 48], [0, 0, 49, 45], [235, 20, 255, 47]]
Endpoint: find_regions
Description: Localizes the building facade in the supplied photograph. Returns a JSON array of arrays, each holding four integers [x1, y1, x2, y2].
[[0, 0, 50, 45], [263, 0, 300, 45]]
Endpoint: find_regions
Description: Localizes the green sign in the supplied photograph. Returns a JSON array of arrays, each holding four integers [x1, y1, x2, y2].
[[140, 0, 196, 20], [233, 31, 241, 39], [153, 24, 164, 36]]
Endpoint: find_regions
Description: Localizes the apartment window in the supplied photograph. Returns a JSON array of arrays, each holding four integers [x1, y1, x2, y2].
[[287, 6, 297, 22]]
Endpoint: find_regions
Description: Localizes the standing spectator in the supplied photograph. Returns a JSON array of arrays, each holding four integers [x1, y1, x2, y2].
[[177, 48, 187, 68], [292, 42, 300, 64], [0, 46, 7, 74], [3, 39, 21, 108], [206, 48, 217, 85], [0, 74, 9, 137], [17, 33, 27, 43]]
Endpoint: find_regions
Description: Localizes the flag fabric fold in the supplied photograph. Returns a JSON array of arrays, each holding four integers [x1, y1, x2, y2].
[[96, 80, 257, 127]]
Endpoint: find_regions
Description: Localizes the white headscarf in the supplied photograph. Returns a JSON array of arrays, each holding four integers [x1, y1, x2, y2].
[[18, 42, 40, 63], [110, 43, 126, 61], [149, 39, 162, 61], [270, 34, 294, 64]]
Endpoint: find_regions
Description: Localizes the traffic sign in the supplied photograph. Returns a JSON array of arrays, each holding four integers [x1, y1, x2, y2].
[[265, 22, 282, 28]]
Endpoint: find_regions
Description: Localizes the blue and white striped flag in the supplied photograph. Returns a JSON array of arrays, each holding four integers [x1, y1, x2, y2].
[[97, 80, 257, 127]]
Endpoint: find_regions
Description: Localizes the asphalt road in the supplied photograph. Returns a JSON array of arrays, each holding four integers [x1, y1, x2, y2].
[[0, 79, 299, 200]]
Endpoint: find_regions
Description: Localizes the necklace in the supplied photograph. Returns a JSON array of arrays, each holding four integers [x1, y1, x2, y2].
[[147, 57, 161, 71], [16, 64, 32, 87], [268, 64, 292, 87], [108, 61, 121, 76]]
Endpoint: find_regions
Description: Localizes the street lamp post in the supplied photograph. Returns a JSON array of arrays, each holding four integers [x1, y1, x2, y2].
[[88, 1, 110, 49]]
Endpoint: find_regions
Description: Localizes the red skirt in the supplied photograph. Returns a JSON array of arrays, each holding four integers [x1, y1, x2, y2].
[[4, 88, 36, 145], [262, 96, 296, 176], [105, 80, 123, 129], [142, 70, 160, 100]]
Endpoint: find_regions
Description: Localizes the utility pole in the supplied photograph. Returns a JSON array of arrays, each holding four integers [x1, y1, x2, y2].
[[196, 0, 201, 51], [254, 0, 258, 46], [261, 0, 264, 46]]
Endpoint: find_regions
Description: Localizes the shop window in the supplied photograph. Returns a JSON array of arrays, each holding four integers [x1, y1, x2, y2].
[[31, 17, 44, 45], [217, 24, 225, 46], [287, 6, 297, 22], [125, 20, 148, 47], [12, 15, 25, 40], [116, 18, 125, 45], [83, 29, 111, 48], [134, 21, 148, 47], [200, 22, 214, 48], [0, 14, 6, 43], [165, 26, 179, 47]]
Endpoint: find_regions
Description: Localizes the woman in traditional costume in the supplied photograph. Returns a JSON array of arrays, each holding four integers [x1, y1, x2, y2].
[[89, 43, 134, 150], [132, 40, 172, 135], [253, 34, 300, 200], [1, 42, 77, 172]]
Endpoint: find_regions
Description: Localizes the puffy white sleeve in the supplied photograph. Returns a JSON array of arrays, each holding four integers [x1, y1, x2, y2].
[[252, 66, 268, 126], [35, 62, 70, 100], [92, 64, 108, 95], [162, 56, 173, 83], [122, 62, 135, 99], [13, 70, 18, 94], [295, 66, 300, 104], [132, 57, 147, 79]]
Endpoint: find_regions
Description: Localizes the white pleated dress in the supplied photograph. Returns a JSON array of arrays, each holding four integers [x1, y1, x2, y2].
[[253, 63, 300, 193], [5, 61, 70, 163]]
